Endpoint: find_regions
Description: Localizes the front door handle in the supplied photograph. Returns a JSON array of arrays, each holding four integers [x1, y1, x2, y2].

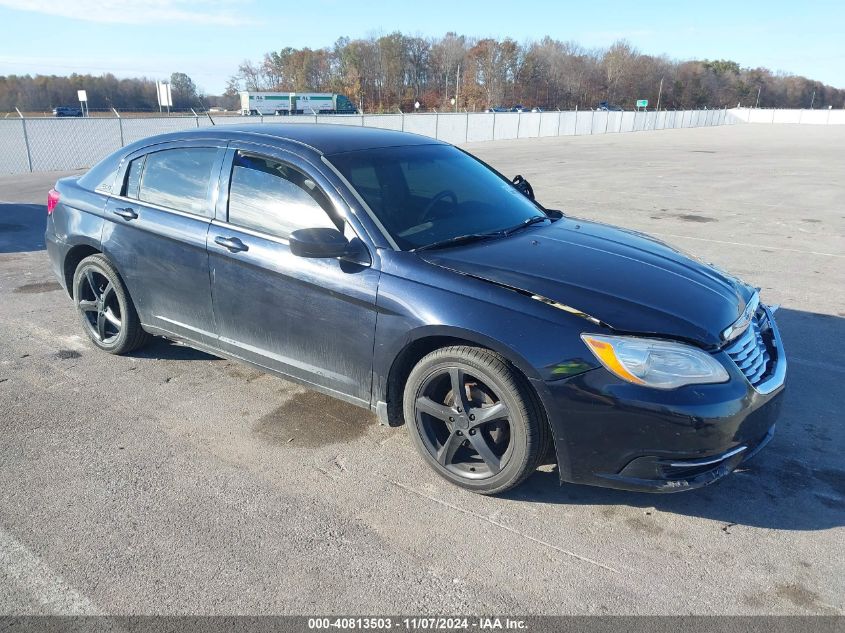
[[214, 236, 249, 253], [113, 207, 138, 220]]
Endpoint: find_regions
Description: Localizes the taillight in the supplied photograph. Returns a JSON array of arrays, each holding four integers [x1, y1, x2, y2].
[[47, 188, 60, 215]]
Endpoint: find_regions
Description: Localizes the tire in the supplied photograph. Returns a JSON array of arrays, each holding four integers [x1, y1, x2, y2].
[[72, 254, 150, 354], [403, 345, 550, 495]]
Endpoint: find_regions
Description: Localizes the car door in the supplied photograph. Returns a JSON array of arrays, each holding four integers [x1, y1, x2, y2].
[[208, 145, 380, 405], [102, 141, 226, 347]]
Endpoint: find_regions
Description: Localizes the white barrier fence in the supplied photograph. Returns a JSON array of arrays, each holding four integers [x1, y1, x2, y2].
[[729, 108, 845, 125], [1, 108, 734, 175]]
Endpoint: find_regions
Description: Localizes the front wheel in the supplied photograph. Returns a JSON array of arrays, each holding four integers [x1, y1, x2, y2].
[[72, 254, 150, 354], [403, 346, 550, 495]]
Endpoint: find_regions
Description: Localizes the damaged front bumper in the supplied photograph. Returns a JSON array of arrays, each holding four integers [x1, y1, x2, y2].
[[529, 311, 786, 493], [596, 424, 777, 492]]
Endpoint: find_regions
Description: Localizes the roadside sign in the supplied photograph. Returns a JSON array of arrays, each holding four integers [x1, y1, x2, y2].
[[157, 82, 173, 108], [77, 90, 88, 117], [157, 81, 173, 114], [636, 99, 648, 108]]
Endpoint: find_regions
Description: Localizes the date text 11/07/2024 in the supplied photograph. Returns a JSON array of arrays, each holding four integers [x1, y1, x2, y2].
[[307, 617, 528, 630]]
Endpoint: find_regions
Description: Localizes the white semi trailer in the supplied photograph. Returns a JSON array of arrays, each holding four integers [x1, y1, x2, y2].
[[239, 92, 357, 116]]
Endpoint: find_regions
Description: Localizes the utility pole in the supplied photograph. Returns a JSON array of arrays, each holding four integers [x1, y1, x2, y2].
[[455, 64, 461, 113], [755, 86, 761, 108], [810, 90, 816, 109], [655, 77, 664, 112]]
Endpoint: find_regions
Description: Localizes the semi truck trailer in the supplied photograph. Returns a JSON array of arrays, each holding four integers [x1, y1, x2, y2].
[[239, 91, 358, 116]]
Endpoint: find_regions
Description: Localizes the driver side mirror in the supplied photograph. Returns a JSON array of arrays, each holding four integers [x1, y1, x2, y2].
[[289, 227, 349, 258]]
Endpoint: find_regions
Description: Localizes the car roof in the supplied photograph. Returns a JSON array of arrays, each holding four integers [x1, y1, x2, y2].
[[160, 123, 446, 156]]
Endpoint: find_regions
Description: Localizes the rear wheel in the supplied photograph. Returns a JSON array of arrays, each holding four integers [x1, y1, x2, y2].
[[403, 346, 550, 495], [72, 254, 150, 354]]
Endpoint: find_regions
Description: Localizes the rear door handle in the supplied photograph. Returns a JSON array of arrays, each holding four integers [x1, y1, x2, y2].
[[113, 207, 138, 220], [214, 236, 249, 253]]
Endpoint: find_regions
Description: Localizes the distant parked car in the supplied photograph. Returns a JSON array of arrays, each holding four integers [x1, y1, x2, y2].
[[530, 107, 544, 113], [53, 106, 83, 117], [484, 107, 509, 113], [510, 105, 527, 112], [597, 101, 623, 112]]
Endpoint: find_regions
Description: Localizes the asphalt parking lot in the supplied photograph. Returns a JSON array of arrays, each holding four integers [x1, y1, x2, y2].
[[1, 124, 843, 615]]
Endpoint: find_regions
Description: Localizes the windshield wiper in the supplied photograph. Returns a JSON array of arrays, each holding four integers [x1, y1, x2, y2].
[[413, 231, 503, 252], [502, 215, 549, 236], [414, 216, 550, 252]]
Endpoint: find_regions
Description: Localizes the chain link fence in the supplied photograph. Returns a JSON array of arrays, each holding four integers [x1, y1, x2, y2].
[[1, 108, 734, 175]]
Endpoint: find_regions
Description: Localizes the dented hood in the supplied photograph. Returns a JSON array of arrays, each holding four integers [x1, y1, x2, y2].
[[420, 218, 755, 347]]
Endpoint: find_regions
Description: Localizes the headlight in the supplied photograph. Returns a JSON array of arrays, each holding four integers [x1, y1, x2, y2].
[[581, 334, 729, 389]]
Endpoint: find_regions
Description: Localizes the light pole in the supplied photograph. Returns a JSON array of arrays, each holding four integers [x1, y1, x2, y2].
[[455, 64, 460, 113], [655, 77, 663, 113]]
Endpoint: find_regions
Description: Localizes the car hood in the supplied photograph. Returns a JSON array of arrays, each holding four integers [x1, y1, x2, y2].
[[419, 218, 755, 348]]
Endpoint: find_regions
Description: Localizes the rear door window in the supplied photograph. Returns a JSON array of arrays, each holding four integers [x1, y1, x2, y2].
[[138, 148, 218, 216], [227, 152, 338, 238]]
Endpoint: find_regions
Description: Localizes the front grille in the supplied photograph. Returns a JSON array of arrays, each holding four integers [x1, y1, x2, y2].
[[724, 308, 775, 387]]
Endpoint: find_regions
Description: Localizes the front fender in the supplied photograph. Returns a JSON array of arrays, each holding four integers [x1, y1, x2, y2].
[[371, 254, 599, 434], [374, 253, 598, 382]]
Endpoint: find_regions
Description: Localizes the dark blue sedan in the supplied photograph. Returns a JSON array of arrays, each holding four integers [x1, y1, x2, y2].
[[44, 124, 786, 494]]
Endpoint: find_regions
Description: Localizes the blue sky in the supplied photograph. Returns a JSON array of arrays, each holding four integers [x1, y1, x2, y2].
[[0, 0, 842, 94]]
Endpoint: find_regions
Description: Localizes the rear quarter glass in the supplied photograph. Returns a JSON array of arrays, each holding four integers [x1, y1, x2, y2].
[[77, 153, 122, 194]]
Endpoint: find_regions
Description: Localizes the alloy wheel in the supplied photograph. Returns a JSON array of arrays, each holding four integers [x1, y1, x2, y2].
[[77, 268, 122, 344], [414, 366, 513, 479]]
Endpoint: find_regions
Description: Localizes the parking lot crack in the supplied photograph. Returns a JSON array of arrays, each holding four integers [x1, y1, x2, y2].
[[389, 480, 621, 574]]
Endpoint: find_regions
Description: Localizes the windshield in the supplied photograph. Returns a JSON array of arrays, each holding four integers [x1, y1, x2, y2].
[[327, 144, 545, 250]]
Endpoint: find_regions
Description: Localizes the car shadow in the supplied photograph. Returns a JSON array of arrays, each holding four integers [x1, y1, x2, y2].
[[509, 307, 845, 531], [0, 203, 47, 253]]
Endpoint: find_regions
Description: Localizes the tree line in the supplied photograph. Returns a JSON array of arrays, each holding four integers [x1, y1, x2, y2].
[[2, 33, 843, 113], [0, 72, 202, 113], [229, 35, 843, 112]]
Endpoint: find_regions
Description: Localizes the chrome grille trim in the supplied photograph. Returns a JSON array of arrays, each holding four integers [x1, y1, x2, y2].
[[723, 304, 786, 394], [664, 445, 747, 469], [721, 292, 759, 342]]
